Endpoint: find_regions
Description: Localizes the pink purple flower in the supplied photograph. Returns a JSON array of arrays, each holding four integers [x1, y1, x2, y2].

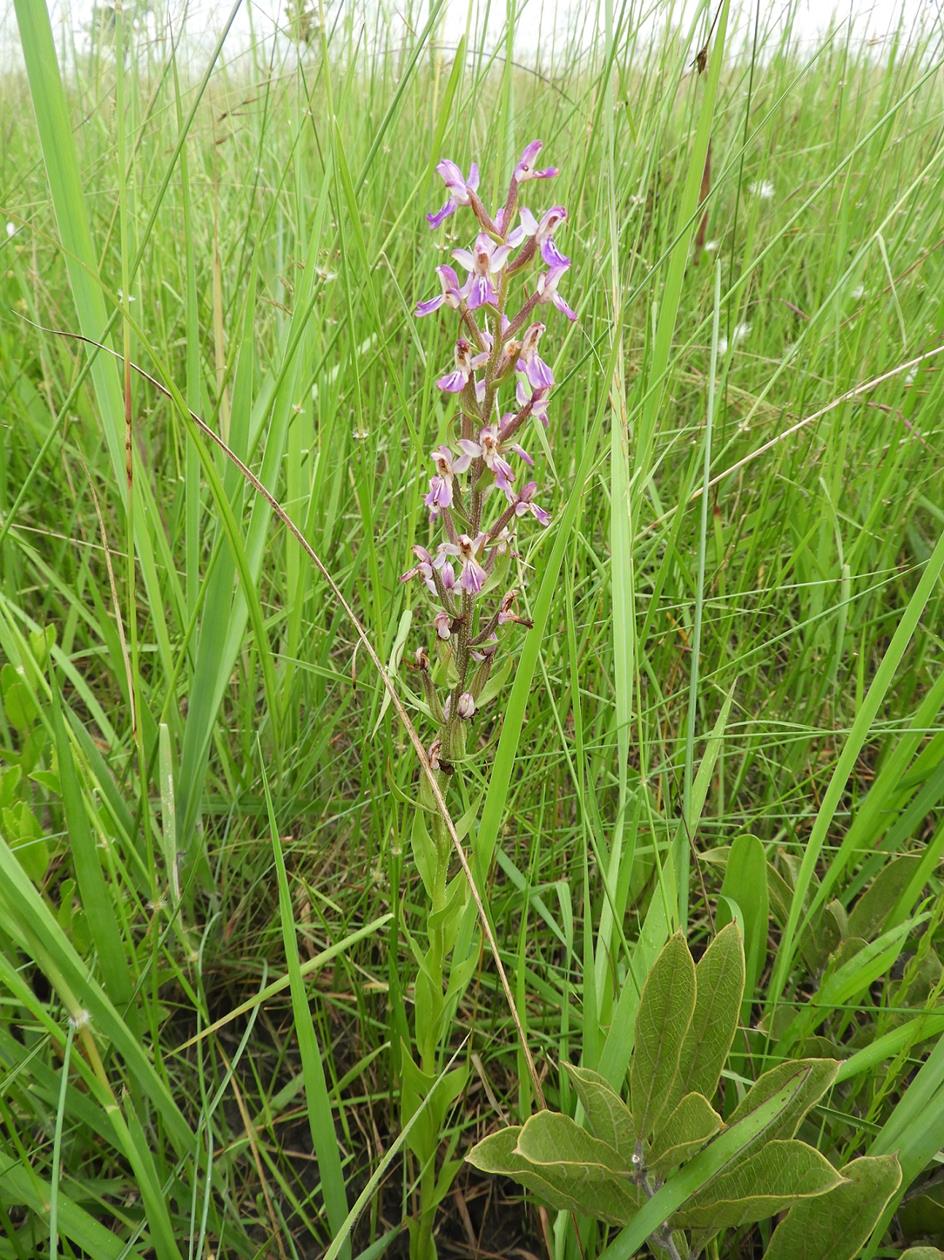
[[510, 481, 550, 526], [424, 445, 458, 515], [454, 426, 516, 489], [437, 338, 473, 393], [514, 381, 552, 427], [452, 234, 515, 310], [519, 205, 570, 267], [513, 140, 558, 184], [427, 159, 480, 228], [518, 322, 554, 389], [536, 264, 577, 321], [439, 533, 490, 595], [416, 265, 466, 317]]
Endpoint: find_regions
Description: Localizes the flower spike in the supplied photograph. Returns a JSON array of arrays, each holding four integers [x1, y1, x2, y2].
[[405, 139, 572, 759]]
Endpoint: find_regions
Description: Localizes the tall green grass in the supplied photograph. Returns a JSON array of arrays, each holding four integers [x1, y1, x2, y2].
[[1, 0, 943, 1255]]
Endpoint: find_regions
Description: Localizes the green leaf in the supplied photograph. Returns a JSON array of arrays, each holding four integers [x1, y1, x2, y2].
[[648, 1092, 723, 1176], [597, 1069, 829, 1260], [719, 835, 769, 1016], [899, 1177, 944, 1241], [728, 1058, 839, 1142], [515, 1110, 630, 1175], [467, 1125, 642, 1226], [763, 1155, 901, 1260], [674, 920, 744, 1106], [2, 679, 37, 730], [564, 1063, 636, 1162], [848, 855, 923, 940], [3, 801, 49, 881], [673, 1139, 845, 1228], [629, 932, 696, 1139], [900, 1250, 944, 1260]]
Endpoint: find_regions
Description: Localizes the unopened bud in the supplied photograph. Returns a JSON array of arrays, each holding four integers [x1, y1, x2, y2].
[[414, 646, 430, 670], [434, 610, 452, 640], [457, 692, 476, 719]]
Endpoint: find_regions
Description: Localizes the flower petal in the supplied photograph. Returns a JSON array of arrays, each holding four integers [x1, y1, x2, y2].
[[416, 294, 445, 316], [541, 238, 571, 268], [427, 200, 455, 228], [518, 206, 538, 235], [552, 291, 578, 321]]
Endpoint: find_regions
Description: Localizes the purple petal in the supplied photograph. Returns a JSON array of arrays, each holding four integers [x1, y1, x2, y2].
[[466, 162, 480, 192], [416, 294, 445, 316], [518, 207, 538, 235], [515, 140, 543, 176], [460, 560, 487, 594], [437, 370, 467, 393], [493, 456, 515, 487], [427, 200, 456, 229], [467, 275, 497, 310], [526, 355, 554, 389], [436, 158, 464, 185], [425, 476, 453, 511], [552, 292, 578, 321], [510, 443, 533, 465], [489, 244, 512, 272], [532, 504, 551, 526], [533, 166, 558, 180], [452, 248, 476, 272], [541, 238, 571, 268]]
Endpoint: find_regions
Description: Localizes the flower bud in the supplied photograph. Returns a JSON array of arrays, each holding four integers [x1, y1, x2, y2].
[[457, 692, 476, 719]]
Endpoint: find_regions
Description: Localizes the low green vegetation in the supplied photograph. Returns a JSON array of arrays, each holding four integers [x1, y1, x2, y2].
[[1, 0, 943, 1256]]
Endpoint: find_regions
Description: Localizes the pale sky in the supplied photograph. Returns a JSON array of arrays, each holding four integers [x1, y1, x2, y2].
[[2, 0, 940, 71]]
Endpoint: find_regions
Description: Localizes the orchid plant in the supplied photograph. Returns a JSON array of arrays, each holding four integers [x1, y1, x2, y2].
[[402, 140, 574, 773], [397, 139, 574, 1260]]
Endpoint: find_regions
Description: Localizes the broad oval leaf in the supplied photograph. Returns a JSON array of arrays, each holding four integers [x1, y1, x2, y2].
[[672, 1139, 845, 1229], [673, 920, 745, 1107], [467, 1124, 642, 1226], [629, 932, 696, 1140], [763, 1154, 901, 1260], [899, 1250, 944, 1260], [515, 1109, 630, 1175], [595, 1072, 829, 1260], [648, 1092, 723, 1177], [564, 1063, 636, 1162]]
